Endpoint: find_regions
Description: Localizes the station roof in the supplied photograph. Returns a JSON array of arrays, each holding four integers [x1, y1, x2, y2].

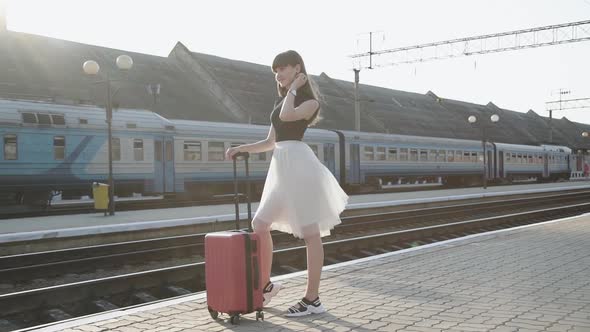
[[1, 30, 588, 150]]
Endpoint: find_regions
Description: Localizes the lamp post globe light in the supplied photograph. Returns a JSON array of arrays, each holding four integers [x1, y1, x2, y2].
[[468, 114, 499, 189], [583, 131, 589, 138], [83, 55, 134, 215]]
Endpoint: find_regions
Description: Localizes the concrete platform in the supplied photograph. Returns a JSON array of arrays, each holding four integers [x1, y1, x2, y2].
[[27, 212, 590, 332], [2, 181, 590, 245]]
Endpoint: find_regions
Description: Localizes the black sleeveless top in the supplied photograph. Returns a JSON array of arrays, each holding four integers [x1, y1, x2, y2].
[[271, 93, 319, 142]]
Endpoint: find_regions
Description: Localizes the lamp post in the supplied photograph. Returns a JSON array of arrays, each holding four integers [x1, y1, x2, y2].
[[582, 132, 589, 178], [83, 55, 133, 216], [468, 114, 499, 189]]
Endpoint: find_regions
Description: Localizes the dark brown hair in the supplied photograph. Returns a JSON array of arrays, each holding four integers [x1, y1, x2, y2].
[[272, 50, 322, 126]]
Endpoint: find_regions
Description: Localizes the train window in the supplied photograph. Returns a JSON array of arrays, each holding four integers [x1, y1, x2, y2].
[[127, 123, 137, 129], [511, 153, 516, 163], [471, 152, 477, 162], [22, 113, 37, 124], [252, 152, 267, 161], [133, 139, 144, 161], [399, 148, 408, 161], [455, 151, 462, 162], [376, 147, 386, 161], [165, 141, 173, 161], [51, 114, 65, 125], [53, 136, 65, 160], [538, 155, 543, 164], [428, 150, 436, 162], [477, 152, 483, 162], [184, 141, 202, 161], [363, 146, 374, 160], [517, 154, 522, 163], [410, 149, 418, 161], [419, 150, 428, 162], [155, 141, 163, 162], [79, 118, 88, 125], [208, 142, 225, 161], [447, 151, 454, 162], [309, 144, 319, 158], [506, 153, 511, 163], [528, 155, 533, 164], [3, 135, 17, 160], [463, 151, 471, 162], [38, 114, 51, 125], [112, 138, 121, 161], [387, 148, 397, 161], [437, 150, 446, 162]]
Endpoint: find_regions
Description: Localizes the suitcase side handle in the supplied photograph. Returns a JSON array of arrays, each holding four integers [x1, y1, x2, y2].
[[252, 256, 260, 290]]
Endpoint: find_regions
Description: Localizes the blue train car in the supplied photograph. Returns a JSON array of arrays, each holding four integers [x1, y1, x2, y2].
[[0, 99, 171, 204], [494, 143, 571, 181], [336, 130, 492, 188], [168, 119, 341, 198], [0, 97, 578, 206]]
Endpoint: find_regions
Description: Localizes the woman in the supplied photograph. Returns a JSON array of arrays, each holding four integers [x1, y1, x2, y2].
[[225, 50, 349, 317]]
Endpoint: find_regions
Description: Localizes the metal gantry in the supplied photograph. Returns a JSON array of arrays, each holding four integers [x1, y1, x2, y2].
[[351, 20, 590, 68], [546, 97, 590, 112]]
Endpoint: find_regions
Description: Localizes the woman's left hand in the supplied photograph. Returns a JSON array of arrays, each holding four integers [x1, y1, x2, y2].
[[290, 73, 307, 90]]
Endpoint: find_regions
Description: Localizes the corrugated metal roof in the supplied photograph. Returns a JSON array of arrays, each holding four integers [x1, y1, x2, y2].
[[1, 30, 589, 150]]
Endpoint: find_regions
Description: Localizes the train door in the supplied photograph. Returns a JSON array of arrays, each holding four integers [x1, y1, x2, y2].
[[349, 143, 361, 184], [498, 151, 504, 178], [488, 145, 495, 179], [323, 143, 336, 174], [164, 137, 175, 192], [543, 153, 549, 178], [154, 138, 164, 193], [154, 137, 175, 193]]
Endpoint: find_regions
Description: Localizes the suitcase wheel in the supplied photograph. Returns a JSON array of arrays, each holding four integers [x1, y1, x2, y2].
[[207, 306, 218, 320], [256, 310, 264, 321], [230, 314, 240, 325]]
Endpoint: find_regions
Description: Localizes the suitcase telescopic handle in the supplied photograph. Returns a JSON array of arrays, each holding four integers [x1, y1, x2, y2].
[[232, 151, 252, 231]]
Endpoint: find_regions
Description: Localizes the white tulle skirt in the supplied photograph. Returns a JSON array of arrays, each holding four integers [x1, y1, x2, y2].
[[252, 140, 349, 239]]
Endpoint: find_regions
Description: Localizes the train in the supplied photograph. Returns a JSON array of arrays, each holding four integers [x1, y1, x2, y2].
[[0, 98, 583, 206]]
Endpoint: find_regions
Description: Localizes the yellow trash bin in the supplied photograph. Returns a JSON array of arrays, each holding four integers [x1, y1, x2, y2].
[[92, 182, 109, 211]]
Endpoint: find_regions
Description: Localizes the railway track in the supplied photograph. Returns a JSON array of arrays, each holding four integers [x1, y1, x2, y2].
[[1, 191, 589, 330]]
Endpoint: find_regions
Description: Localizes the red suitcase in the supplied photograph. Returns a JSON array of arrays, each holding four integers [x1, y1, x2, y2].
[[205, 152, 264, 324]]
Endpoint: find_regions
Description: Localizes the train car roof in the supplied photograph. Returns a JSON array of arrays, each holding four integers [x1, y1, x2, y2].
[[170, 118, 339, 141], [494, 142, 548, 153], [337, 129, 485, 148], [540, 144, 573, 153], [0, 98, 173, 131]]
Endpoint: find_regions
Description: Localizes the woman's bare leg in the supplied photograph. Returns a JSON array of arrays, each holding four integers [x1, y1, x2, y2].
[[303, 233, 324, 300], [252, 219, 273, 286]]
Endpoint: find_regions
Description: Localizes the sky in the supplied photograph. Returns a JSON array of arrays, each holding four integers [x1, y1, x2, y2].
[[5, 0, 590, 125]]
